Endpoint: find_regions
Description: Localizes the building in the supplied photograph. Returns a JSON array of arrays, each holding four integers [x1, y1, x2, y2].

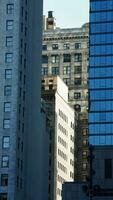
[[0, 1, 45, 200], [42, 12, 89, 181], [75, 112, 88, 181], [62, 146, 113, 200], [62, 182, 88, 200], [88, 0, 113, 199], [42, 11, 89, 113], [41, 76, 75, 200], [89, 0, 113, 145]]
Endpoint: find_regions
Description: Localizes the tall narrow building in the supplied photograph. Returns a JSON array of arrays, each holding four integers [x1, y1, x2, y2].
[[89, 0, 113, 145], [42, 12, 89, 181], [0, 1, 44, 200], [42, 76, 75, 200]]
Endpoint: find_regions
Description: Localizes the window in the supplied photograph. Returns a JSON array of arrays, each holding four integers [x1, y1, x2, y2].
[[7, 4, 14, 14], [75, 43, 81, 49], [6, 36, 13, 47], [70, 147, 74, 154], [74, 53, 82, 62], [52, 67, 59, 75], [74, 78, 81, 85], [1, 174, 8, 186], [63, 54, 71, 62], [105, 159, 112, 179], [52, 44, 58, 50], [63, 66, 71, 75], [83, 163, 87, 170], [63, 78, 70, 86], [4, 86, 12, 96], [42, 55, 48, 64], [74, 92, 81, 99], [42, 67, 48, 75], [82, 151, 87, 156], [6, 20, 14, 30], [74, 66, 82, 74], [2, 137, 10, 148], [82, 128, 88, 136], [4, 102, 11, 112], [5, 53, 13, 63], [0, 193, 7, 200], [74, 104, 81, 112], [51, 55, 59, 63], [3, 119, 10, 129], [1, 156, 9, 168], [63, 43, 70, 50], [5, 69, 12, 79], [70, 171, 74, 179], [83, 139, 88, 146], [42, 44, 47, 51]]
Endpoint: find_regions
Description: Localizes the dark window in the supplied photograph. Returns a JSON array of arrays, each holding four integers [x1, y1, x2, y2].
[[74, 53, 82, 62], [64, 43, 70, 50], [42, 67, 48, 75], [52, 67, 59, 75], [74, 104, 81, 112], [52, 44, 58, 50], [1, 156, 9, 168], [74, 92, 81, 99], [3, 119, 10, 129], [63, 66, 71, 75], [5, 69, 12, 79], [63, 54, 71, 62], [6, 20, 13, 30], [75, 43, 81, 49], [7, 4, 14, 14], [4, 86, 12, 96], [6, 36, 13, 47], [0, 193, 7, 200], [42, 55, 48, 64], [5, 53, 13, 63], [42, 45, 47, 51], [2, 137, 10, 148], [63, 78, 70, 86], [74, 78, 81, 85], [4, 102, 11, 112], [74, 66, 82, 74], [51, 55, 59, 63], [1, 174, 8, 186], [105, 159, 112, 179]]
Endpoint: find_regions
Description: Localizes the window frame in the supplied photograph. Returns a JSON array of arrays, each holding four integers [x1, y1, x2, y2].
[[7, 4, 14, 14], [4, 86, 12, 96], [2, 137, 10, 148], [1, 156, 9, 168], [6, 20, 14, 30], [5, 69, 12, 79], [6, 36, 13, 47], [4, 102, 11, 112], [3, 119, 11, 129], [1, 174, 8, 186], [5, 53, 13, 63]]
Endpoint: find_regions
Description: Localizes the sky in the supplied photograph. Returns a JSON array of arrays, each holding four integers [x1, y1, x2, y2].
[[43, 0, 89, 28]]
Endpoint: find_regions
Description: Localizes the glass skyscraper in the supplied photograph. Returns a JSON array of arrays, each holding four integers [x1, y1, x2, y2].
[[89, 0, 113, 145]]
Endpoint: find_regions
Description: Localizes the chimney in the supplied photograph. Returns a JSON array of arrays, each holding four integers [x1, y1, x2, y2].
[[46, 11, 56, 30]]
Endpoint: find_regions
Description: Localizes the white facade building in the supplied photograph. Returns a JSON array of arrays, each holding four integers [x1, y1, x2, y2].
[[42, 76, 75, 200]]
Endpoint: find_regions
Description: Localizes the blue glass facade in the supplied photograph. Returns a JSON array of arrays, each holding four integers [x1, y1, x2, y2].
[[89, 0, 113, 145]]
